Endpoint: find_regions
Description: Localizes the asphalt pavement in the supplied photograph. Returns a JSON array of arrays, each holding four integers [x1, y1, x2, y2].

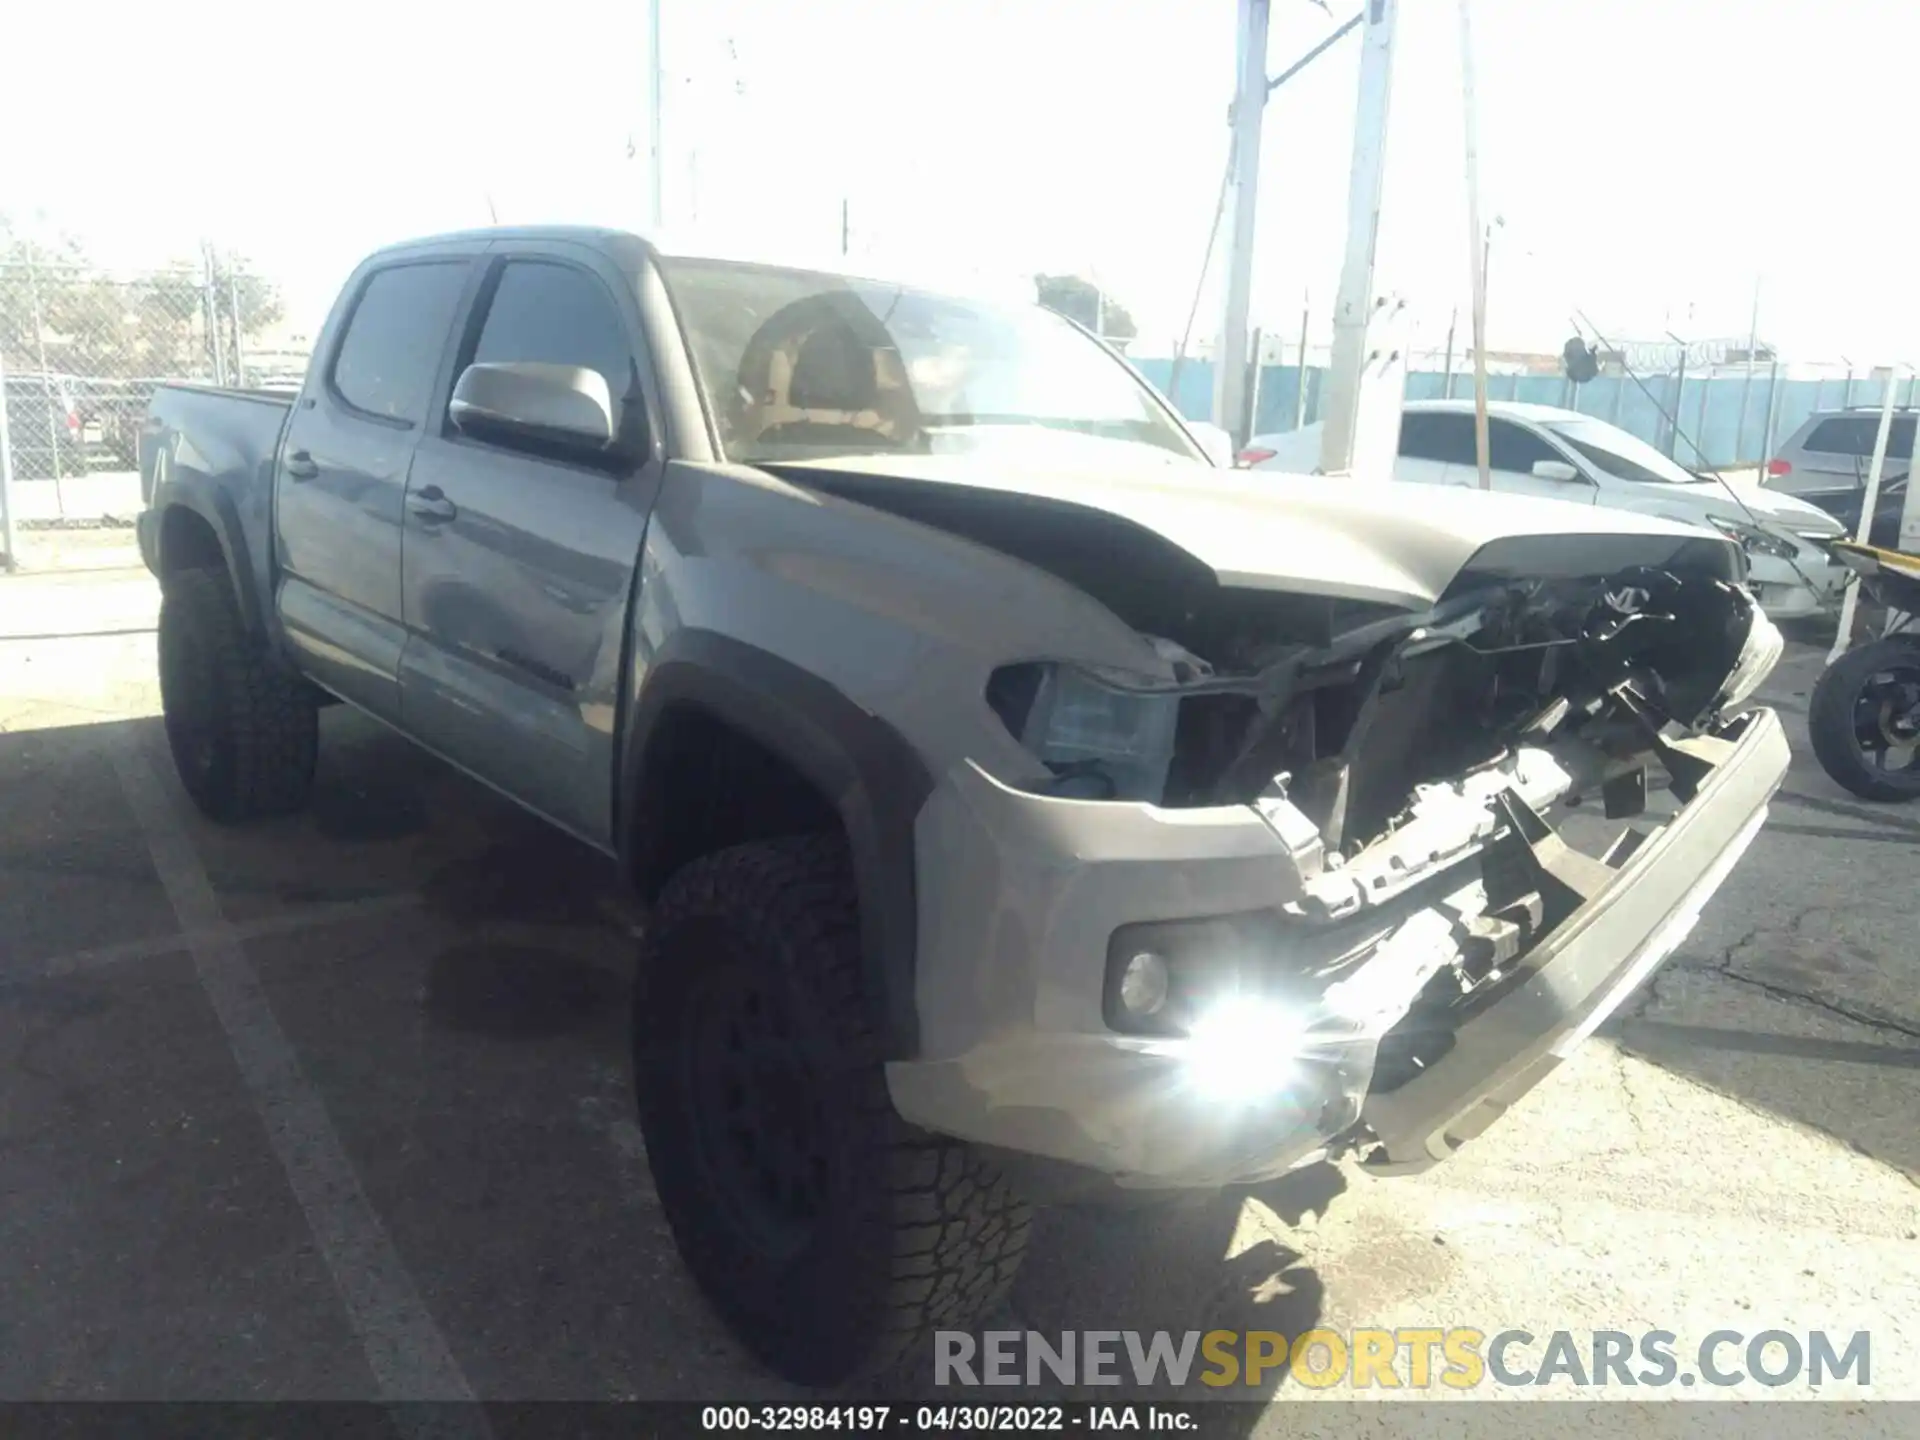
[[0, 561, 1914, 1428]]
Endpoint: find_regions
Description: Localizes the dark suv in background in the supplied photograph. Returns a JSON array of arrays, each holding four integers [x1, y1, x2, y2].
[[1765, 407, 1914, 548], [2, 371, 89, 479], [73, 377, 162, 468]]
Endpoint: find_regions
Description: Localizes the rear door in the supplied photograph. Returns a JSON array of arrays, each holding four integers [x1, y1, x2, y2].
[[1784, 415, 1913, 543], [275, 254, 475, 718], [398, 241, 662, 847]]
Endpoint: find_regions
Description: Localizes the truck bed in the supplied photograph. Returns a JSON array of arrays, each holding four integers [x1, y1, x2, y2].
[[139, 385, 290, 504], [137, 383, 293, 620]]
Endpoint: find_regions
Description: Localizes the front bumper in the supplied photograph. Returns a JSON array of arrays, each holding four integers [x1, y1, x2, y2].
[[1746, 548, 1848, 617], [887, 709, 1789, 1191]]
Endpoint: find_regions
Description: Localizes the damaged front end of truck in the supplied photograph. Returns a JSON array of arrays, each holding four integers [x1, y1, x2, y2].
[[886, 508, 1790, 1192]]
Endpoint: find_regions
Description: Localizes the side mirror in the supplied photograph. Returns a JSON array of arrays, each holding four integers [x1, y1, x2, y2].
[[1187, 421, 1236, 467], [1532, 459, 1583, 483], [449, 362, 623, 457]]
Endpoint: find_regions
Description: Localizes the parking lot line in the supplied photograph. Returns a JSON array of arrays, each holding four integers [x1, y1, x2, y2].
[[109, 741, 486, 1414], [1, 891, 423, 987]]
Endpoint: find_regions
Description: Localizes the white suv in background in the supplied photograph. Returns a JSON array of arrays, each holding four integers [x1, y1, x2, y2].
[[1243, 400, 1849, 619]]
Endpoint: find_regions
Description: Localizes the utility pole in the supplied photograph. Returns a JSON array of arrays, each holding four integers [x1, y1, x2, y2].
[[1902, 365, 1920, 554], [647, 0, 665, 230], [0, 346, 17, 571], [1734, 276, 1761, 462], [1212, 0, 1269, 447], [1830, 370, 1906, 663], [1316, 0, 1410, 478], [1460, 0, 1491, 488]]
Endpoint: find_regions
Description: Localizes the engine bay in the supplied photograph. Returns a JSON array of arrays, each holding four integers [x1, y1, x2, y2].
[[1051, 560, 1781, 1085], [776, 454, 1778, 878], [988, 560, 1775, 867]]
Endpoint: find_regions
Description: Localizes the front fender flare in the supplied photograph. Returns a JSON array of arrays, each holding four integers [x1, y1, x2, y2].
[[618, 631, 932, 1059]]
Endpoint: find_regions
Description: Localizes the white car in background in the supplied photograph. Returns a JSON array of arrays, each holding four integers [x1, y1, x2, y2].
[[1242, 400, 1850, 619]]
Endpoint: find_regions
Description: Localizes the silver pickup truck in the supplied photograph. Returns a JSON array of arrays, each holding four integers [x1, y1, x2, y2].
[[137, 225, 1789, 1386]]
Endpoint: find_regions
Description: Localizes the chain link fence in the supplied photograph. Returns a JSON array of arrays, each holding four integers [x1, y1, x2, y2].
[[1, 249, 302, 561], [2, 230, 1913, 560], [1137, 339, 1920, 475]]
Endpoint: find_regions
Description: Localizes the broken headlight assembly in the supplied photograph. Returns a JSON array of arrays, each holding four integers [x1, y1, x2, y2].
[[1705, 515, 1800, 562], [986, 661, 1183, 801]]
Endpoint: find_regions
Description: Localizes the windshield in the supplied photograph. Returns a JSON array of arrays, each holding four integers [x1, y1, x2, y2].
[[658, 258, 1201, 467], [1540, 417, 1707, 485]]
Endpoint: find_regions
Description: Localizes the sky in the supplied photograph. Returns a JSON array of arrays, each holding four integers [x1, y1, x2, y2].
[[2, 0, 1915, 363]]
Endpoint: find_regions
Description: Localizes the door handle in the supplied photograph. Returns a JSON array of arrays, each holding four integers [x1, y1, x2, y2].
[[409, 485, 458, 523], [284, 449, 319, 481]]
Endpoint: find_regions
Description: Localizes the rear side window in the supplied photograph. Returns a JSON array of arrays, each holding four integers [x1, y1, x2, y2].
[[1398, 412, 1477, 464], [330, 261, 469, 424], [1802, 415, 1916, 460]]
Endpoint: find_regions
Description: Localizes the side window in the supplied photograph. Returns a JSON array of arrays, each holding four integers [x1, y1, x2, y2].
[[1487, 420, 1561, 474], [467, 260, 636, 400], [1399, 412, 1478, 465], [1397, 413, 1442, 460], [330, 262, 469, 425], [1803, 417, 1876, 458], [1802, 415, 1916, 468]]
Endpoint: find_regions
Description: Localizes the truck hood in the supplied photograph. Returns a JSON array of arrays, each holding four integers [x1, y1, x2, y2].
[[771, 452, 1733, 610]]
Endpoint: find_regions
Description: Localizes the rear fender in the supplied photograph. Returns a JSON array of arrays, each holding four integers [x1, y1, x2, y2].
[[150, 484, 267, 638]]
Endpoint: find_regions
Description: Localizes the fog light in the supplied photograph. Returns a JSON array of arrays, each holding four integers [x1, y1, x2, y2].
[[1117, 951, 1171, 1018], [1184, 998, 1307, 1102]]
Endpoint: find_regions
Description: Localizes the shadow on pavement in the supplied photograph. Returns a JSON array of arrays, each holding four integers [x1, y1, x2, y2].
[[0, 709, 1339, 1410], [1601, 647, 1920, 1185], [1006, 1164, 1341, 1404]]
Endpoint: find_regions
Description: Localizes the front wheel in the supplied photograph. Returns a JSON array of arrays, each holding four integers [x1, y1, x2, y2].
[[1807, 636, 1920, 801], [632, 836, 1031, 1386]]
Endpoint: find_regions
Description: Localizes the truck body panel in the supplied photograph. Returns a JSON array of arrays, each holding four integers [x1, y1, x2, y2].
[[137, 224, 1789, 1198], [137, 383, 289, 640]]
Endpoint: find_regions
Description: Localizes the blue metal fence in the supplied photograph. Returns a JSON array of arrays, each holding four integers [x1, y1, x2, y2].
[[1132, 355, 1918, 469]]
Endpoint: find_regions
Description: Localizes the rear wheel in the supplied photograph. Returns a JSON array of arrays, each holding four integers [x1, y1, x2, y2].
[[1808, 636, 1920, 801], [632, 835, 1030, 1386], [157, 567, 318, 822]]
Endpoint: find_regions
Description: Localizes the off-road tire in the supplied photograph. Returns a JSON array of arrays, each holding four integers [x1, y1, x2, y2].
[[157, 567, 319, 822], [1808, 636, 1920, 802], [632, 835, 1031, 1387]]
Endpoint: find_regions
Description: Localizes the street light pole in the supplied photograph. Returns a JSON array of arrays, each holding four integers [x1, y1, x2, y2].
[[1212, 0, 1270, 447], [647, 0, 665, 230], [1461, 0, 1492, 489], [1316, 0, 1409, 478]]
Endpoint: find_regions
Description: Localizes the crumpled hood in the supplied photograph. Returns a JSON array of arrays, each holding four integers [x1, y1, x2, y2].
[[774, 452, 1733, 609]]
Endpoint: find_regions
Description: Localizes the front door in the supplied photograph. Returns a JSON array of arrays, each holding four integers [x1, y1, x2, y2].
[[1486, 418, 1597, 504], [398, 245, 662, 847], [275, 256, 473, 717]]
